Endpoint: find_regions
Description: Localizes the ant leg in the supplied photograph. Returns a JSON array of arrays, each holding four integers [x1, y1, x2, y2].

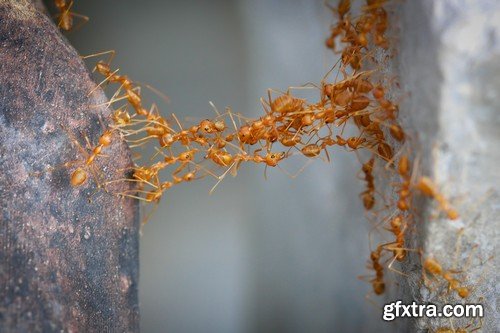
[[367, 214, 394, 250], [208, 101, 222, 117], [209, 161, 237, 194], [171, 113, 184, 131], [91, 83, 129, 108], [118, 192, 152, 202], [69, 12, 90, 32], [383, 141, 409, 170], [386, 255, 409, 277], [142, 200, 160, 225], [81, 49, 116, 66], [88, 68, 120, 96], [364, 290, 383, 309], [275, 160, 311, 179]]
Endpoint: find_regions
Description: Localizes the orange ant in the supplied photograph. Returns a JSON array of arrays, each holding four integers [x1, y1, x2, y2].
[[268, 92, 305, 115], [54, 0, 88, 32], [395, 154, 411, 211], [368, 4, 389, 49], [112, 108, 132, 127], [347, 94, 371, 113], [325, 0, 352, 50], [279, 133, 302, 148], [235, 151, 285, 168], [346, 135, 367, 150], [385, 214, 407, 261], [336, 0, 351, 19], [301, 144, 322, 158], [415, 176, 459, 220], [377, 142, 393, 161], [359, 157, 376, 210], [206, 147, 234, 167], [65, 122, 114, 188], [368, 245, 386, 295], [364, 115, 404, 143], [69, 129, 113, 187], [354, 12, 374, 47], [92, 59, 150, 117], [423, 257, 471, 298], [83, 129, 113, 167], [371, 85, 398, 120]]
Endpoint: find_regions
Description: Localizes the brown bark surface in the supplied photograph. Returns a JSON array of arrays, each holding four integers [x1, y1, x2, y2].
[[0, 1, 139, 332]]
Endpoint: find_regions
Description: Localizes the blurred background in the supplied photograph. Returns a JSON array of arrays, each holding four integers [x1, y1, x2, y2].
[[56, 0, 392, 332]]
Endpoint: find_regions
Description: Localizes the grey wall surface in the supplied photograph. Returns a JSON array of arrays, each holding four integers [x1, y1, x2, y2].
[[66, 0, 393, 332], [394, 1, 500, 332]]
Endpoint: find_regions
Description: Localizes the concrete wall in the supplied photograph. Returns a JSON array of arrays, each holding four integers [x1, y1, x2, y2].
[[393, 1, 500, 331]]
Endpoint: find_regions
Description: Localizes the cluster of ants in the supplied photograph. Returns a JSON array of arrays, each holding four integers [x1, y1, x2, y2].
[[324, 2, 485, 331], [55, 0, 483, 331], [325, 0, 465, 298]]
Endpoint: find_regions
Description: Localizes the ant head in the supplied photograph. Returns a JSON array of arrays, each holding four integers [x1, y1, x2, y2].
[[265, 152, 284, 167], [199, 119, 215, 134]]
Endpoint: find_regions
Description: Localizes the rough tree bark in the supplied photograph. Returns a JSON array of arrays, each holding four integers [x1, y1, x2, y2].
[[0, 0, 140, 332]]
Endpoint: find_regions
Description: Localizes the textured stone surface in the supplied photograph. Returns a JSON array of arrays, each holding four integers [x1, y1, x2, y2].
[[389, 1, 500, 331], [0, 0, 139, 331]]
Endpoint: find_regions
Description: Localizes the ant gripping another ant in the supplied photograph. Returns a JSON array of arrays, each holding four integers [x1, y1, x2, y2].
[[64, 121, 116, 188], [59, 4, 479, 327], [423, 257, 471, 299], [421, 228, 487, 301]]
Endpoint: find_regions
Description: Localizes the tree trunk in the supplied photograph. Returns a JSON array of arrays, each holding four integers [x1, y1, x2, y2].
[[0, 0, 140, 331]]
